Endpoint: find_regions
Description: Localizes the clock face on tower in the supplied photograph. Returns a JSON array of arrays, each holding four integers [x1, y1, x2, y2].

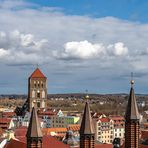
[[28, 68, 47, 112]]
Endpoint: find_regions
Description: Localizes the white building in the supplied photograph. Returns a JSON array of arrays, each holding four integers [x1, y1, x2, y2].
[[94, 117, 114, 144]]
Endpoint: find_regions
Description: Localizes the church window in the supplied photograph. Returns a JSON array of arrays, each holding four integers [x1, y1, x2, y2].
[[42, 91, 45, 98], [41, 81, 44, 88], [34, 81, 36, 88], [32, 90, 35, 98], [37, 91, 40, 98], [38, 81, 40, 87]]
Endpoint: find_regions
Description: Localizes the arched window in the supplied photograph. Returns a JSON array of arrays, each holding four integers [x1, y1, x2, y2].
[[37, 90, 40, 98], [32, 90, 35, 98], [42, 91, 45, 98], [38, 81, 40, 87], [34, 81, 36, 88], [41, 81, 44, 88]]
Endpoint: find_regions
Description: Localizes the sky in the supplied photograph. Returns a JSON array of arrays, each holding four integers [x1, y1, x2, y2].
[[0, 0, 148, 94]]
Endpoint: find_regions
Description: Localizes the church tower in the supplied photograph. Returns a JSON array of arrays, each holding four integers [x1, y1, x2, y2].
[[28, 68, 47, 112], [125, 79, 140, 148], [26, 107, 43, 148], [80, 95, 95, 148]]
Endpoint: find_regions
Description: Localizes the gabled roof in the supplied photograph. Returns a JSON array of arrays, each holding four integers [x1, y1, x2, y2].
[[125, 83, 140, 121], [30, 68, 46, 78], [80, 101, 94, 135], [26, 107, 43, 138]]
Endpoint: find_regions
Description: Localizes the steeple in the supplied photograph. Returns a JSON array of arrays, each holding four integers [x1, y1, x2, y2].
[[125, 79, 140, 121], [80, 95, 95, 148], [80, 101, 94, 135], [125, 76, 140, 148], [26, 107, 43, 148]]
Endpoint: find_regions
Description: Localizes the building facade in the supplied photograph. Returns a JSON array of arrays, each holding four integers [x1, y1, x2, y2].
[[28, 68, 47, 112], [110, 116, 125, 139], [94, 117, 114, 144]]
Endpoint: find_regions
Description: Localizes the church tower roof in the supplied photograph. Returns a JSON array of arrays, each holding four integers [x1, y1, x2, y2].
[[80, 101, 94, 135], [125, 80, 140, 121], [30, 68, 46, 78], [26, 107, 43, 138]]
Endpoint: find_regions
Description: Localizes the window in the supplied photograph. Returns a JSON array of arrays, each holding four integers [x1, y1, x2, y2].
[[37, 91, 40, 98], [41, 81, 44, 88], [38, 81, 40, 87], [37, 102, 40, 108], [32, 90, 35, 98], [34, 81, 36, 88], [42, 91, 45, 98]]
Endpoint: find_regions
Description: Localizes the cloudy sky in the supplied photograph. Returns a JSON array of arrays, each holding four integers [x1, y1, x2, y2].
[[0, 0, 148, 94]]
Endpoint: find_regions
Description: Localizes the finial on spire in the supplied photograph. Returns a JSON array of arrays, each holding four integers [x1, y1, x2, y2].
[[130, 72, 134, 87], [85, 89, 89, 100]]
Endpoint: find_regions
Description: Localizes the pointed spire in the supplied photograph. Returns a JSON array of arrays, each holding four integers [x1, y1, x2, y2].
[[80, 100, 94, 134], [30, 68, 46, 78], [125, 77, 140, 121], [26, 107, 43, 138]]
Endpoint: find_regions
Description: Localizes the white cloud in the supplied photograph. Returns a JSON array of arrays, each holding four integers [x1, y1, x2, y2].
[[55, 40, 105, 59], [0, 30, 51, 65], [0, 48, 10, 58], [55, 41, 128, 59], [107, 42, 128, 56]]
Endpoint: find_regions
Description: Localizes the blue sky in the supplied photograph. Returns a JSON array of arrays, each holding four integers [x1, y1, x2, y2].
[[0, 0, 148, 94], [27, 0, 148, 22]]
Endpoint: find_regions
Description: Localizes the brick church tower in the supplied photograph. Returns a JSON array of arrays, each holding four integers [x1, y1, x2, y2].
[[26, 107, 43, 148], [28, 68, 47, 112], [125, 80, 140, 148], [80, 96, 95, 148]]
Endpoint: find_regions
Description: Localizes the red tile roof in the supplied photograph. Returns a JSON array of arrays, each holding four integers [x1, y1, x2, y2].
[[30, 68, 46, 78], [95, 144, 113, 148], [43, 135, 70, 148], [4, 138, 26, 148], [5, 135, 70, 148], [0, 118, 11, 123], [2, 112, 16, 118], [109, 115, 124, 120], [99, 118, 111, 123], [14, 127, 27, 137], [67, 124, 80, 131]]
